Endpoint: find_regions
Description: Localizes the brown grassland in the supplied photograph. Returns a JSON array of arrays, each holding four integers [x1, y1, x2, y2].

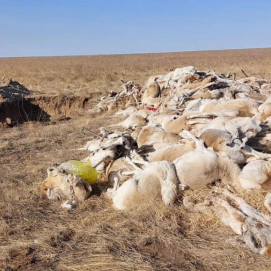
[[1, 48, 271, 95], [1, 48, 271, 270]]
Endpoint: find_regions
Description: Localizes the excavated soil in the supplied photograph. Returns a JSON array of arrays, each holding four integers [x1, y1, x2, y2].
[[0, 92, 102, 126], [0, 78, 103, 126], [0, 79, 31, 103]]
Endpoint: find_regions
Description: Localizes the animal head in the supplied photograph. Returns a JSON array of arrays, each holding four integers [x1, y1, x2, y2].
[[161, 115, 179, 130], [244, 118, 262, 138], [38, 167, 61, 197], [38, 167, 92, 201], [156, 162, 178, 206], [87, 147, 117, 170], [161, 184, 177, 206]]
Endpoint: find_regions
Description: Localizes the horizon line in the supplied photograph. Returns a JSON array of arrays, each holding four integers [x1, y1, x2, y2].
[[1, 47, 271, 59]]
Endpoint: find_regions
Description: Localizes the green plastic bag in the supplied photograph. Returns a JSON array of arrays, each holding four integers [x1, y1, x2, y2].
[[60, 160, 98, 184]]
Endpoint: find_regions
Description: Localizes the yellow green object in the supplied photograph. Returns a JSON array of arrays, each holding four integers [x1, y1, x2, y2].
[[60, 160, 98, 184]]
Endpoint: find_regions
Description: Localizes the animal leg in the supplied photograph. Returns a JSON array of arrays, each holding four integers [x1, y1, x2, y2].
[[111, 177, 120, 198], [132, 94, 139, 105], [178, 183, 188, 191], [181, 129, 205, 149], [187, 98, 202, 110], [185, 120, 209, 125], [177, 97, 185, 108], [186, 113, 218, 119], [214, 187, 246, 206], [242, 145, 271, 160], [92, 155, 111, 168], [214, 197, 245, 223], [216, 188, 271, 224], [241, 137, 248, 147], [121, 171, 136, 176], [125, 156, 143, 170], [130, 159, 149, 166], [130, 149, 147, 162]]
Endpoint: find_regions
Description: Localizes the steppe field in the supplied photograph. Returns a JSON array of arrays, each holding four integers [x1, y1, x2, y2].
[[1, 48, 271, 270]]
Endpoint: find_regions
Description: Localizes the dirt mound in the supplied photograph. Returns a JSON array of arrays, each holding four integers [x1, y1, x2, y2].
[[0, 77, 31, 103], [0, 78, 46, 126]]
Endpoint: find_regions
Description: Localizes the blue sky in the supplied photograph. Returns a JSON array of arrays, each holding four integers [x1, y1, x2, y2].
[[1, 0, 270, 57]]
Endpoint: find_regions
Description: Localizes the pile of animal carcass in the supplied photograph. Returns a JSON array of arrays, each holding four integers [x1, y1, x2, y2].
[[39, 66, 271, 256]]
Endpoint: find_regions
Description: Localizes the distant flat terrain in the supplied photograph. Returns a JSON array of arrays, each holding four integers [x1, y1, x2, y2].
[[0, 48, 270, 95]]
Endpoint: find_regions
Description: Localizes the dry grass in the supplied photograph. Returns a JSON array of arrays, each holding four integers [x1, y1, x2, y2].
[[0, 48, 271, 96], [1, 48, 271, 270]]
